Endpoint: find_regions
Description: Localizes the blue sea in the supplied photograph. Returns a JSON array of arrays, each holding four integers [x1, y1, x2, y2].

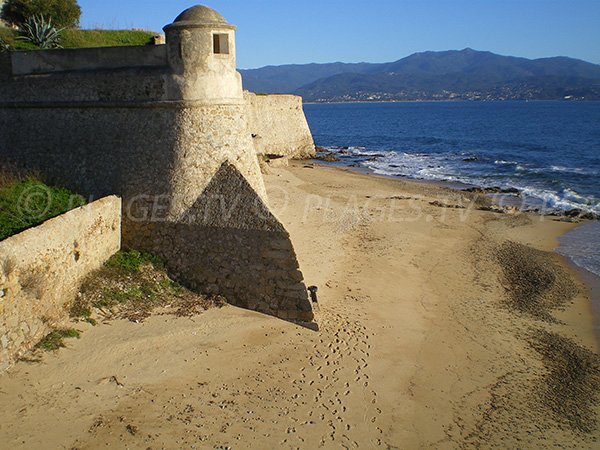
[[303, 101, 600, 280]]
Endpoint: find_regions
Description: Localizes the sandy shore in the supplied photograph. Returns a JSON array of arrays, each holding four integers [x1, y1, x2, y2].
[[0, 162, 599, 449]]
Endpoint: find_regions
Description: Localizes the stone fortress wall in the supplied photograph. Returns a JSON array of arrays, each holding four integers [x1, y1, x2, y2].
[[0, 197, 121, 370], [245, 92, 315, 159], [0, 5, 316, 325]]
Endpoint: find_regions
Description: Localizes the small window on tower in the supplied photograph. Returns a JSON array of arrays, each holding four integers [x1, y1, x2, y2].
[[213, 33, 229, 54]]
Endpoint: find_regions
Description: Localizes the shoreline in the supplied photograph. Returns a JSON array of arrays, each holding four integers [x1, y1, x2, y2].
[[282, 161, 600, 443], [303, 99, 599, 105], [313, 156, 599, 218], [1, 161, 598, 448], [562, 257, 600, 345], [308, 158, 600, 344]]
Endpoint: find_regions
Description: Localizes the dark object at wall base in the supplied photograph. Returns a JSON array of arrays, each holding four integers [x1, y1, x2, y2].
[[308, 285, 318, 303]]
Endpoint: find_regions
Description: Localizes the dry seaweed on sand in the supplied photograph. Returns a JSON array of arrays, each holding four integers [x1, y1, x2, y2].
[[172, 293, 227, 319], [496, 241, 577, 321], [528, 329, 600, 433]]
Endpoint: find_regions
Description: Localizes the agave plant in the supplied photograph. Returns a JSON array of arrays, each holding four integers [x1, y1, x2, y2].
[[0, 38, 11, 53], [17, 15, 64, 49]]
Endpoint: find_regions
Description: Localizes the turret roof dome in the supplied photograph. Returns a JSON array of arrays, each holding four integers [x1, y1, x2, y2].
[[169, 5, 232, 28]]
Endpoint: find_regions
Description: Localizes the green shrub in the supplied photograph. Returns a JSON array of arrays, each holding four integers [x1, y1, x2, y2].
[[36, 328, 80, 351], [0, 178, 86, 240], [1, 0, 81, 28], [104, 250, 163, 273], [73, 249, 224, 324], [94, 286, 145, 309], [0, 37, 10, 52]]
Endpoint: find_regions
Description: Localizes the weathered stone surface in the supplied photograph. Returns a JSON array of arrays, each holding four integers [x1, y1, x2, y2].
[[0, 197, 121, 370], [125, 163, 314, 323], [0, 5, 315, 329], [11, 45, 168, 76], [245, 92, 316, 159]]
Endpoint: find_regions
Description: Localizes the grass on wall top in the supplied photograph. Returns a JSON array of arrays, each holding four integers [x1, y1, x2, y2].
[[0, 168, 86, 240], [0, 27, 155, 50]]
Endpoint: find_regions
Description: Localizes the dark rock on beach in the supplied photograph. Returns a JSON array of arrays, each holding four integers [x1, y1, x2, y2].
[[463, 186, 520, 195], [547, 208, 599, 221], [314, 151, 340, 162], [429, 200, 465, 209]]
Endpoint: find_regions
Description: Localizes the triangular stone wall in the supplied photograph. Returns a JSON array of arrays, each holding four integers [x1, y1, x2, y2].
[[125, 162, 314, 324]]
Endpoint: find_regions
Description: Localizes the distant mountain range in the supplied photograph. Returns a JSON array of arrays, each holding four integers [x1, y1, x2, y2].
[[240, 49, 600, 102]]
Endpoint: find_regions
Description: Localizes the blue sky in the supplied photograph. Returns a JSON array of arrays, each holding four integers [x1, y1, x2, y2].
[[78, 0, 600, 69]]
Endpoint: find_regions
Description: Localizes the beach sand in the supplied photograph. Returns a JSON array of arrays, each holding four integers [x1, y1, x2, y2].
[[0, 162, 598, 449]]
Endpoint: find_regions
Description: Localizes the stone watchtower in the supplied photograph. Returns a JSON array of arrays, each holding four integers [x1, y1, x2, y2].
[[0, 5, 315, 325], [163, 6, 242, 102], [153, 5, 267, 216], [134, 6, 315, 324]]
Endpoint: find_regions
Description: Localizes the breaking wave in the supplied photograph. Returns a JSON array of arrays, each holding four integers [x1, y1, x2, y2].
[[320, 146, 600, 215]]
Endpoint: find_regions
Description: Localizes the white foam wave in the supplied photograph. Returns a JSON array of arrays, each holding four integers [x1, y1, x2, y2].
[[518, 187, 600, 215], [362, 151, 450, 180], [563, 188, 587, 203], [550, 165, 598, 175], [501, 162, 598, 177], [321, 147, 600, 215]]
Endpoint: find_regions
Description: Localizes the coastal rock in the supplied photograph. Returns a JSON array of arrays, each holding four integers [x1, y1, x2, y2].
[[314, 151, 340, 162], [429, 200, 465, 209], [463, 186, 520, 195], [477, 205, 506, 214]]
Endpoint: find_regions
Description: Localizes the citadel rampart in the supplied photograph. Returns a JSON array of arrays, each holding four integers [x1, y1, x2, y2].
[[0, 6, 315, 325], [245, 92, 315, 159], [0, 197, 121, 370]]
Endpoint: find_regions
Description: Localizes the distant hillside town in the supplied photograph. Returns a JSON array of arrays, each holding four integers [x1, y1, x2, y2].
[[241, 49, 600, 102]]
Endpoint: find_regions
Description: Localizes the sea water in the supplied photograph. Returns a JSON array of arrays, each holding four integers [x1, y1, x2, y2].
[[303, 101, 600, 288]]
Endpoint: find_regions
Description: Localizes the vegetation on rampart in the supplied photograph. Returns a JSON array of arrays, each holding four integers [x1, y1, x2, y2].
[[0, 164, 85, 240], [0, 26, 155, 50], [0, 0, 155, 51], [17, 15, 63, 49], [23, 249, 225, 362], [70, 250, 226, 324]]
